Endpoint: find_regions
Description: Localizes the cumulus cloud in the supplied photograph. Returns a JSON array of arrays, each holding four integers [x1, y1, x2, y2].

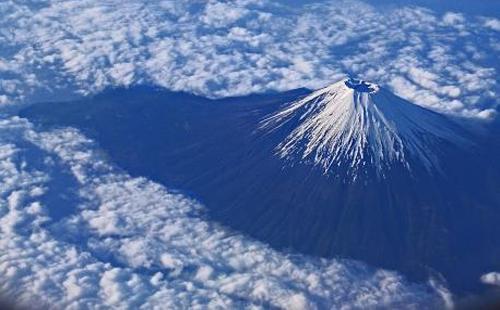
[[0, 0, 498, 118], [483, 18, 500, 31], [442, 12, 465, 25], [481, 272, 500, 286], [0, 0, 498, 308], [0, 117, 444, 308]]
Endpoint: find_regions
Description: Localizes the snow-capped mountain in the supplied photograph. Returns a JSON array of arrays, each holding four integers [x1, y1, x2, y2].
[[20, 80, 500, 295], [261, 78, 468, 179]]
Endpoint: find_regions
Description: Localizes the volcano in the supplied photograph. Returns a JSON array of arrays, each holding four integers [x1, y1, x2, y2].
[[21, 78, 500, 294], [260, 78, 469, 179]]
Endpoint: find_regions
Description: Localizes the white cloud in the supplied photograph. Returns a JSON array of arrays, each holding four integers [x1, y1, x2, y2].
[[0, 116, 444, 308], [201, 1, 250, 27], [483, 18, 500, 31], [442, 12, 465, 26], [0, 0, 498, 308], [0, 0, 497, 117], [108, 62, 136, 86], [480, 272, 500, 286]]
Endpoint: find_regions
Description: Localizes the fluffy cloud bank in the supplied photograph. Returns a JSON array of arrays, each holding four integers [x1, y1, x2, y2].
[[0, 117, 444, 308], [0, 0, 498, 118], [0, 0, 497, 308]]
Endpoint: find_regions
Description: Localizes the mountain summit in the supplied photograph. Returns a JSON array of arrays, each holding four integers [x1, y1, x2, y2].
[[261, 78, 467, 179]]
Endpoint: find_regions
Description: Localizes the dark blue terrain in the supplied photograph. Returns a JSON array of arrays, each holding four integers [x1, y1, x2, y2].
[[20, 86, 500, 297]]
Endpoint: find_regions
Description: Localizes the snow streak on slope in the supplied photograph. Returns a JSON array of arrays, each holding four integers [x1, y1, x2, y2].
[[261, 78, 467, 178]]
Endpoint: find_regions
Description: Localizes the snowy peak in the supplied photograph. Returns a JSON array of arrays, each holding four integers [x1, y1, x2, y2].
[[261, 78, 467, 179]]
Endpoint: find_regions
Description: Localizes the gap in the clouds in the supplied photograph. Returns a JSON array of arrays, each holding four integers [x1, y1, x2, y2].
[[10, 137, 134, 272], [6, 129, 167, 276], [11, 139, 82, 222], [38, 158, 83, 222]]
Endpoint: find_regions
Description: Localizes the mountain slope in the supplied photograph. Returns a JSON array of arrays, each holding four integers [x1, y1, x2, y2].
[[20, 81, 500, 295]]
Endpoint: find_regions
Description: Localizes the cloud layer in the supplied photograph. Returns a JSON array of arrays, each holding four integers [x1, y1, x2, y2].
[[0, 0, 498, 308], [0, 117, 443, 308], [0, 0, 498, 118]]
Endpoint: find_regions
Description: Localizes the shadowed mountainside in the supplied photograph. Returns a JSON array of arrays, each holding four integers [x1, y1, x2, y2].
[[20, 83, 500, 295]]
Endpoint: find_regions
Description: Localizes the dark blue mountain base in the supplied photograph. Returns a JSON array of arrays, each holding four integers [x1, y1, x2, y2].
[[21, 86, 500, 296]]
